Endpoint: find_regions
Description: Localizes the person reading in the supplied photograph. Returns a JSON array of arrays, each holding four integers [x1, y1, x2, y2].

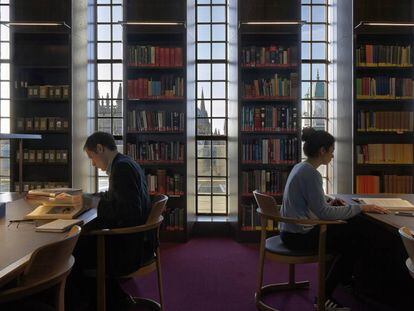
[[67, 132, 154, 310], [279, 127, 388, 311]]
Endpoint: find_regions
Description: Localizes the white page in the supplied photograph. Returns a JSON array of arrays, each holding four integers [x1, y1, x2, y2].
[[358, 198, 414, 209]]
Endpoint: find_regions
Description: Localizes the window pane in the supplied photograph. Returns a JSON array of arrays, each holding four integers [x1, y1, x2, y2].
[[212, 25, 225, 41], [112, 118, 123, 135], [1, 100, 9, 117], [97, 42, 111, 59], [212, 63, 225, 80], [302, 24, 310, 41], [112, 6, 122, 22], [198, 159, 211, 176], [198, 178, 211, 194], [301, 43, 310, 59], [301, 5, 310, 23], [197, 25, 210, 41], [302, 82, 311, 99], [301, 63, 310, 81], [0, 117, 9, 133], [1, 42, 9, 59], [0, 140, 9, 157], [212, 7, 225, 23], [197, 6, 210, 22], [98, 177, 109, 191], [197, 63, 211, 80], [212, 119, 226, 135], [197, 99, 211, 117], [197, 43, 211, 59], [198, 140, 211, 157], [0, 81, 9, 98], [312, 101, 327, 117], [98, 118, 112, 133], [302, 100, 311, 117], [212, 82, 225, 98], [112, 24, 122, 41], [112, 82, 122, 98], [112, 63, 123, 80], [97, 6, 111, 22], [198, 82, 211, 98], [112, 43, 123, 59], [197, 196, 211, 213], [97, 81, 111, 99], [98, 63, 111, 80], [312, 118, 326, 131], [197, 118, 211, 135], [212, 140, 226, 157], [312, 6, 326, 23], [212, 159, 226, 176], [211, 100, 226, 117], [0, 158, 9, 175], [212, 196, 226, 213], [97, 24, 111, 41], [212, 43, 225, 59], [112, 99, 123, 117], [312, 64, 326, 80], [312, 24, 326, 41], [312, 43, 326, 59]]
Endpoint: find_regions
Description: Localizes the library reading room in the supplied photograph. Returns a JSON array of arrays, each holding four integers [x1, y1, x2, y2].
[[0, 0, 414, 311]]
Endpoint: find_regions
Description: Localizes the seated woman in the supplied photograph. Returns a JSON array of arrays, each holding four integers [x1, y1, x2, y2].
[[280, 127, 388, 311]]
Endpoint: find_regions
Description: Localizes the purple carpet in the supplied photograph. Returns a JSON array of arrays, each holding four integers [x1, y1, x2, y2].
[[122, 237, 393, 311]]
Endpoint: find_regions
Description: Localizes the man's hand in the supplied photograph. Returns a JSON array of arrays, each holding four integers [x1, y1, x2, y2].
[[361, 204, 390, 214], [328, 198, 347, 206]]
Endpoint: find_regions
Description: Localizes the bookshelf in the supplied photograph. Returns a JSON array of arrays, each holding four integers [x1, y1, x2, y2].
[[124, 0, 188, 242], [10, 0, 72, 192], [237, 0, 301, 242], [353, 0, 414, 195]]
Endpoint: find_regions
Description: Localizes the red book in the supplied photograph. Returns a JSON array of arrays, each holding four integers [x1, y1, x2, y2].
[[165, 48, 170, 67], [175, 47, 182, 66], [155, 46, 160, 66], [170, 48, 175, 67], [160, 47, 165, 67]]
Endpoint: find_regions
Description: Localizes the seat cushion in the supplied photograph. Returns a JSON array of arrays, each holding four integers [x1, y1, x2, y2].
[[265, 235, 317, 257]]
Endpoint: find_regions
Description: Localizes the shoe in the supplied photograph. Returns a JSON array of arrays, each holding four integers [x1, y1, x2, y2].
[[314, 297, 351, 311]]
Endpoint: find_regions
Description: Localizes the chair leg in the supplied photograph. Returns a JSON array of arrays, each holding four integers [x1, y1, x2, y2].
[[97, 236, 106, 311], [156, 249, 164, 310], [55, 280, 66, 311]]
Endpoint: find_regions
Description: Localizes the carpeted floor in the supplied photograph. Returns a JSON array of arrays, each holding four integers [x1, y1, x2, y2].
[[122, 237, 395, 311]]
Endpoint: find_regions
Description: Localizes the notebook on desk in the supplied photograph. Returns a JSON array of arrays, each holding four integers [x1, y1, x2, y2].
[[35, 219, 83, 232], [355, 198, 414, 211]]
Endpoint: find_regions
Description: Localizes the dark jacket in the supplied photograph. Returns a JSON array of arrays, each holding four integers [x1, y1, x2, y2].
[[88, 153, 155, 276]]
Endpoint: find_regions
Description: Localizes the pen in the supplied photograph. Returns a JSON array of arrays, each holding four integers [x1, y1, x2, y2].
[[9, 219, 34, 223]]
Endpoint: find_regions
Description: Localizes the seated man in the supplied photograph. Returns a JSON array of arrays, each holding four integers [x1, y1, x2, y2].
[[67, 131, 155, 310]]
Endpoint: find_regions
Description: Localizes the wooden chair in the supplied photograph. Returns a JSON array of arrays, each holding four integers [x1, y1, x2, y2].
[[88, 194, 168, 311], [253, 190, 344, 311], [399, 227, 414, 279], [0, 225, 81, 311]]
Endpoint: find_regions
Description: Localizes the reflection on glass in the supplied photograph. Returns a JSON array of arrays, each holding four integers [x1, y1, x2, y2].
[[197, 196, 211, 214], [212, 196, 226, 214], [197, 140, 211, 157], [212, 159, 226, 176], [197, 158, 211, 176]]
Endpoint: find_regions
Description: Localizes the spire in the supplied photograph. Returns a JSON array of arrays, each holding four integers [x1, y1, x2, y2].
[[200, 88, 206, 113]]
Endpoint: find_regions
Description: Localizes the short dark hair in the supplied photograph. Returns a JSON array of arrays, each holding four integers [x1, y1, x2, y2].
[[302, 127, 335, 158], [84, 131, 117, 152]]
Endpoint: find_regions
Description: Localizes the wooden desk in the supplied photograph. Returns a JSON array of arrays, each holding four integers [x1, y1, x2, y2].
[[335, 193, 414, 230], [335, 193, 414, 309], [0, 198, 97, 288]]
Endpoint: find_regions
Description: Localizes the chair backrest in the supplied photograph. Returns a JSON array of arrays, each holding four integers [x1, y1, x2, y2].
[[20, 225, 81, 286], [146, 194, 168, 225], [399, 227, 414, 263], [253, 190, 280, 218]]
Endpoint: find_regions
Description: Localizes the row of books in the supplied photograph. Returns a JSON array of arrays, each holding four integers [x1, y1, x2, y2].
[[127, 77, 184, 99], [242, 138, 298, 164], [356, 144, 413, 164], [16, 149, 68, 163], [356, 175, 413, 194], [161, 208, 185, 231], [241, 170, 289, 194], [356, 44, 412, 66], [241, 106, 297, 132], [356, 77, 414, 98], [16, 117, 69, 132], [242, 73, 299, 98], [356, 110, 414, 132], [240, 203, 277, 231], [126, 142, 185, 162], [146, 170, 184, 195], [14, 82, 70, 99], [127, 110, 185, 132], [127, 46, 183, 67], [14, 182, 70, 193], [241, 45, 298, 67]]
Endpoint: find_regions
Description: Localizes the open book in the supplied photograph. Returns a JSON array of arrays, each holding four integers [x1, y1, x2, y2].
[[26, 188, 82, 205], [356, 198, 414, 211], [25, 204, 86, 220]]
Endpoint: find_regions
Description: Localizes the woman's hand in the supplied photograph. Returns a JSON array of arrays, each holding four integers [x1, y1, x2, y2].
[[361, 204, 390, 214]]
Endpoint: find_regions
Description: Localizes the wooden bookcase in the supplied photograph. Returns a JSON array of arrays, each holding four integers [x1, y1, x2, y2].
[[353, 0, 414, 195], [237, 0, 301, 242], [10, 0, 72, 192], [124, 0, 188, 242]]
